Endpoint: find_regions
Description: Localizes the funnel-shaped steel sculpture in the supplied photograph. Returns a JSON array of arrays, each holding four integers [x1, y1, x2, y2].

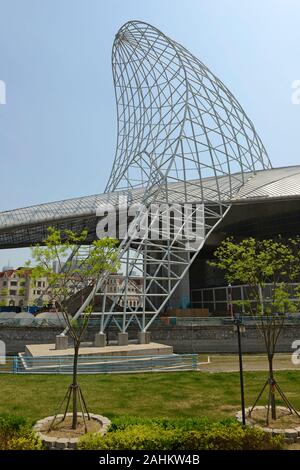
[[67, 21, 271, 335]]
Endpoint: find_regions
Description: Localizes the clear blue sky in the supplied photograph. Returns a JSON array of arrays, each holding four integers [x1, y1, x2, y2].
[[0, 0, 300, 267]]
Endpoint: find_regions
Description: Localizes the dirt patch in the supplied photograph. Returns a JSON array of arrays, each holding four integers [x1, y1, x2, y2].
[[249, 407, 300, 429], [42, 416, 102, 438]]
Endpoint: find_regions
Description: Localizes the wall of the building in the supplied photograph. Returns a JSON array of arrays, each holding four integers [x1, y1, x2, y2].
[[188, 199, 300, 295], [0, 270, 49, 308]]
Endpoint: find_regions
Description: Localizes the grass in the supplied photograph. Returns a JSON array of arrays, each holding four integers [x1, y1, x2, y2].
[[0, 370, 300, 423]]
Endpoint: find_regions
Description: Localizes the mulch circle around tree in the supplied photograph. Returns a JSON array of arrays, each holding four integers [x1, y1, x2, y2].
[[33, 413, 111, 449], [236, 406, 300, 443]]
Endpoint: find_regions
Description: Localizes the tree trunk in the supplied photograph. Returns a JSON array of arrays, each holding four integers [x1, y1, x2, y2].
[[72, 342, 80, 429], [268, 353, 276, 420]]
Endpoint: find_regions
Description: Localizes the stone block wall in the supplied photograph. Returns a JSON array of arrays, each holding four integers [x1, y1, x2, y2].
[[1, 323, 299, 355]]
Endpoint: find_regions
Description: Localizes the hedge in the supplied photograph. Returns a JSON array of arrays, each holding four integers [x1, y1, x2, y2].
[[108, 416, 236, 432], [78, 421, 284, 451]]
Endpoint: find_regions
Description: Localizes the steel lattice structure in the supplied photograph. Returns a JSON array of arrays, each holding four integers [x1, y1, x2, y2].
[[65, 21, 272, 335], [107, 21, 271, 198]]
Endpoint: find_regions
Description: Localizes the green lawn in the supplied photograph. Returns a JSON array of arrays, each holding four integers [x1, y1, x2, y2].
[[0, 371, 300, 423]]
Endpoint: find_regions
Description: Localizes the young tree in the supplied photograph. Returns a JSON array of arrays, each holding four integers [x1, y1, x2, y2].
[[27, 227, 119, 430], [211, 236, 300, 423]]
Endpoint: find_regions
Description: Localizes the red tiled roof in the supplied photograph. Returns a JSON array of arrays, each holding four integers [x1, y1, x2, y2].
[[0, 267, 32, 279], [0, 270, 14, 278]]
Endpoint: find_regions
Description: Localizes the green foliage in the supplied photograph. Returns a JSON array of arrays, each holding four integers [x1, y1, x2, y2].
[[78, 422, 284, 451], [210, 236, 300, 316], [210, 237, 300, 418], [78, 425, 182, 450], [26, 228, 120, 431], [26, 227, 120, 342], [5, 432, 43, 450], [180, 424, 284, 450], [0, 413, 28, 434], [27, 228, 120, 310], [212, 236, 300, 284], [0, 413, 43, 450], [108, 415, 235, 432]]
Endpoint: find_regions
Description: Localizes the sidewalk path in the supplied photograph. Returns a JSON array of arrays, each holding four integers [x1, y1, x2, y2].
[[198, 354, 300, 373]]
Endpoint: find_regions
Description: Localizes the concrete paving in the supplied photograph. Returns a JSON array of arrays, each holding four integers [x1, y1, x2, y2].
[[198, 354, 300, 373], [25, 342, 173, 358]]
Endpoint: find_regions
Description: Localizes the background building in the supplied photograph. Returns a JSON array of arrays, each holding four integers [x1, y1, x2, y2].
[[0, 267, 49, 309], [106, 274, 143, 309]]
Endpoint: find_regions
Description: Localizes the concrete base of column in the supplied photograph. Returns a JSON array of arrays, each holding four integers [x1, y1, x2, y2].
[[118, 332, 128, 346], [94, 332, 107, 348], [55, 335, 68, 350], [138, 331, 151, 344]]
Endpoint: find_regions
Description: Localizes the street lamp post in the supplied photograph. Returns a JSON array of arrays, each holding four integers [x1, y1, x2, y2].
[[228, 283, 234, 319], [234, 314, 246, 425]]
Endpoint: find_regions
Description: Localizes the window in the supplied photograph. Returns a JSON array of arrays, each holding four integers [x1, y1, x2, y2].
[[10, 281, 17, 286], [9, 290, 17, 296]]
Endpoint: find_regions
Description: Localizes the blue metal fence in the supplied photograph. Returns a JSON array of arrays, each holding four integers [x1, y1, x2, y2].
[[0, 353, 198, 375]]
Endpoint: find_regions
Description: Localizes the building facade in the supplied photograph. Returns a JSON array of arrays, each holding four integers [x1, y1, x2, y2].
[[0, 267, 49, 308], [106, 274, 143, 308]]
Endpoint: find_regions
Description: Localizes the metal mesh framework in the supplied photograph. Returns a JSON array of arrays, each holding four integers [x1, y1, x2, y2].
[[67, 20, 271, 334], [107, 21, 271, 197]]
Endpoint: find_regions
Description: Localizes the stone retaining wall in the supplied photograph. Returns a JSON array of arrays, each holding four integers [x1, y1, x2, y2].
[[1, 323, 300, 354]]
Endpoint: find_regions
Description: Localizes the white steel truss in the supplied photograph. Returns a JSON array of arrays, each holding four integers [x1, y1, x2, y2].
[[66, 21, 271, 334]]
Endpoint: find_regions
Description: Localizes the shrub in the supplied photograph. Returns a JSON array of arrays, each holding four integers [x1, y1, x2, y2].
[[180, 424, 284, 450], [108, 416, 235, 432], [0, 413, 43, 450], [78, 422, 284, 451], [0, 414, 28, 450], [0, 413, 28, 434], [6, 433, 43, 450], [78, 425, 184, 450], [77, 432, 104, 450]]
